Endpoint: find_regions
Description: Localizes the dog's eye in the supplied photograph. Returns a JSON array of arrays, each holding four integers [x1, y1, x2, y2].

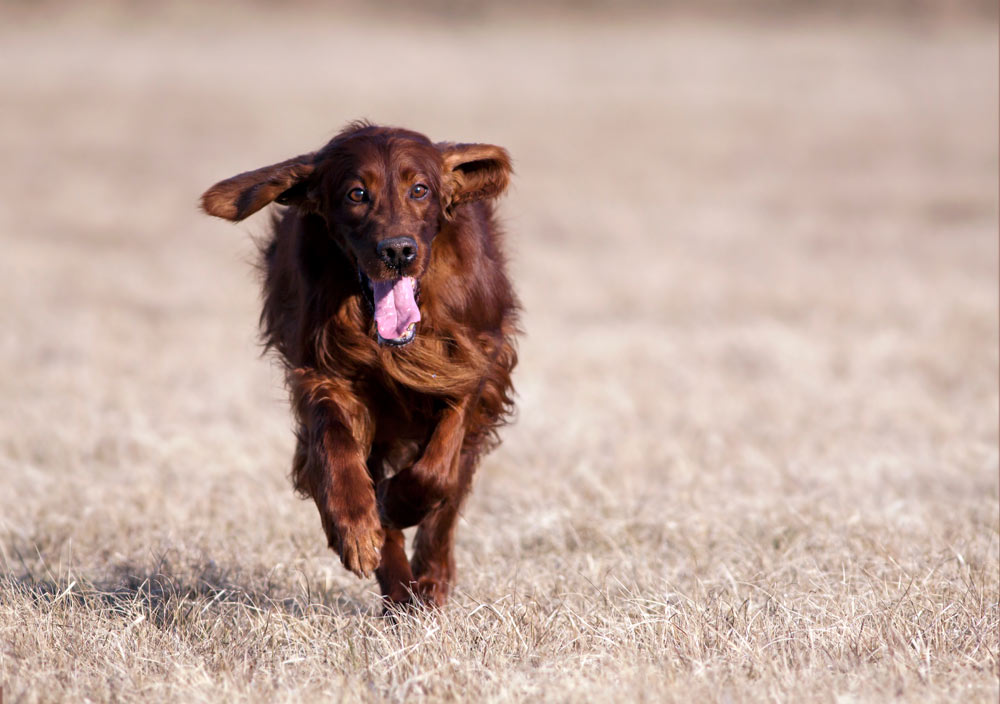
[[347, 187, 368, 203], [410, 184, 429, 200]]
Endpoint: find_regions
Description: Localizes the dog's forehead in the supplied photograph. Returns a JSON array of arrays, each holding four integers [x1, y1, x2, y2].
[[327, 131, 440, 175], [388, 139, 441, 173]]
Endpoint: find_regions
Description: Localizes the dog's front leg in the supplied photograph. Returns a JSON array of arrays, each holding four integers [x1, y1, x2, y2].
[[292, 371, 384, 578], [377, 398, 468, 530]]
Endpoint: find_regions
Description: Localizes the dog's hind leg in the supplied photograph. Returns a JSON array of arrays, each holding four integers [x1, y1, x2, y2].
[[409, 451, 476, 607], [375, 528, 416, 608]]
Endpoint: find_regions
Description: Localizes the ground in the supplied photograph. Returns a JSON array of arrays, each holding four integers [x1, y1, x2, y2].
[[0, 6, 997, 703]]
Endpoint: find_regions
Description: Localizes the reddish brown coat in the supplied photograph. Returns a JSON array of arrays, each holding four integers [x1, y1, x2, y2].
[[202, 123, 518, 606]]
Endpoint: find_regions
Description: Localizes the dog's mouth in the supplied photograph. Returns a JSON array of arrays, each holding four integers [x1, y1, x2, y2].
[[360, 271, 421, 346]]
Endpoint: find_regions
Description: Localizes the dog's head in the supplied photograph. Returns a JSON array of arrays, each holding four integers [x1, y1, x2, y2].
[[201, 122, 511, 345]]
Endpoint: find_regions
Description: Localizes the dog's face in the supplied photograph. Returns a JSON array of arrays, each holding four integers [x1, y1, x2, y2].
[[202, 123, 511, 345], [310, 130, 442, 345]]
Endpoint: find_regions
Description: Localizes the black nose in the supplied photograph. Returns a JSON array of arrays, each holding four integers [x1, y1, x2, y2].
[[376, 236, 418, 269]]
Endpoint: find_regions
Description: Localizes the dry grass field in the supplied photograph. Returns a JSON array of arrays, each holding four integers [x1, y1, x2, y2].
[[0, 5, 997, 703]]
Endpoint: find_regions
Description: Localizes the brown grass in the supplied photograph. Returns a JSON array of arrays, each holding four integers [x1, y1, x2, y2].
[[0, 6, 997, 703]]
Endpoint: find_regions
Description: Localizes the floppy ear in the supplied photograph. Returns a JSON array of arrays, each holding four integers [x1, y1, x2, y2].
[[201, 153, 316, 221], [438, 143, 512, 217]]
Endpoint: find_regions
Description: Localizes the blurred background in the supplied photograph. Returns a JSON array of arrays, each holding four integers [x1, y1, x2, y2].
[[2, 0, 997, 570], [0, 1, 996, 700], [1, 0, 996, 550]]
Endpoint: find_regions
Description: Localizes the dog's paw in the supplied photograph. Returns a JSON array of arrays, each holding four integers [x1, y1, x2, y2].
[[414, 574, 450, 607], [377, 468, 445, 529], [332, 514, 385, 578]]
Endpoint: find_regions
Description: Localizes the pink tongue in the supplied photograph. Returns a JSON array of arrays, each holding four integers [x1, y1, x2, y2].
[[372, 277, 421, 340]]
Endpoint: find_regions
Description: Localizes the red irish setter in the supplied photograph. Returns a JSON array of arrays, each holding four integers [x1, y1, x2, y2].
[[201, 122, 518, 607]]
